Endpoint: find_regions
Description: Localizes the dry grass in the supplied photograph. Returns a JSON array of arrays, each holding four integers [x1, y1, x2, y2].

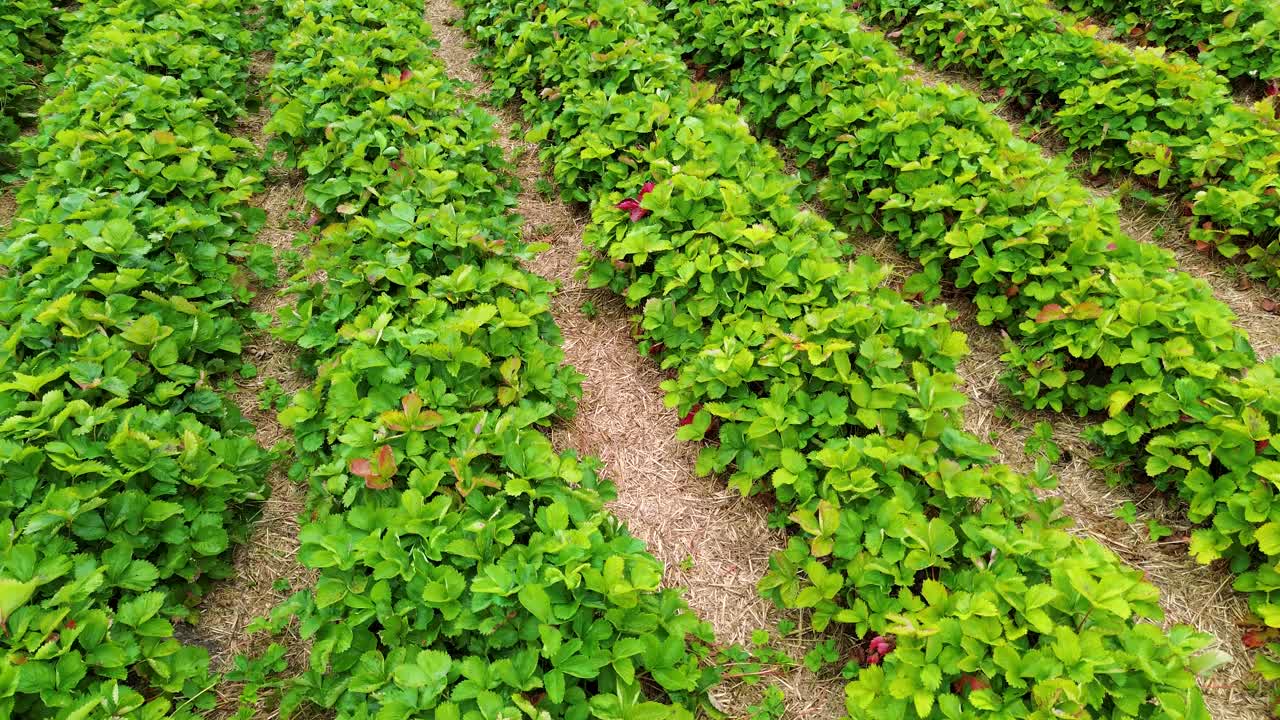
[[0, 186, 15, 228], [422, 1, 850, 715]]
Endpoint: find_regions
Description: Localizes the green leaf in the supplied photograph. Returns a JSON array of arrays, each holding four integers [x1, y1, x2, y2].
[[518, 583, 553, 623]]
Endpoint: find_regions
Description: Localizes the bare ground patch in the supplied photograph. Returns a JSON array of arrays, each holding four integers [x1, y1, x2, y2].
[[0, 186, 15, 228]]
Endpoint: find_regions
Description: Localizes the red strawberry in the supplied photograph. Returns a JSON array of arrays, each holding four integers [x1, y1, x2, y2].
[[1258, 439, 1271, 453], [679, 404, 703, 427], [1244, 630, 1268, 649], [400, 69, 412, 82]]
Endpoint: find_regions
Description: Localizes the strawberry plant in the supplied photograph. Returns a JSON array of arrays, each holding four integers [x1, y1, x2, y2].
[[0, 0, 273, 717], [856, 0, 1280, 282], [457, 0, 1227, 717], [237, 1, 721, 717]]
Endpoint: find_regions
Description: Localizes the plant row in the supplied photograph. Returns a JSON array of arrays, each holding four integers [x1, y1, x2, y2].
[[1057, 0, 1279, 88], [857, 0, 1280, 279], [0, 0, 60, 163], [659, 0, 1280, 667], [458, 0, 1225, 717], [239, 1, 720, 718], [0, 0, 273, 718]]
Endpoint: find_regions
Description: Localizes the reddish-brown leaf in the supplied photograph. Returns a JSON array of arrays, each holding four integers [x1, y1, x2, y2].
[[1035, 304, 1067, 323], [349, 458, 373, 479], [1069, 301, 1103, 319]]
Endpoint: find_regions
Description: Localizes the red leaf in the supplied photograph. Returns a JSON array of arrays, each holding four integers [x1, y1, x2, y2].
[[952, 675, 990, 694], [1244, 630, 1268, 649], [640, 181, 656, 197], [617, 192, 651, 222], [1034, 304, 1066, 323], [349, 458, 373, 479], [307, 210, 322, 228], [887, 29, 903, 38], [954, 30, 966, 43], [1262, 297, 1279, 313], [375, 445, 397, 478], [1194, 240, 1211, 252], [1004, 284, 1019, 297], [402, 392, 422, 416]]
